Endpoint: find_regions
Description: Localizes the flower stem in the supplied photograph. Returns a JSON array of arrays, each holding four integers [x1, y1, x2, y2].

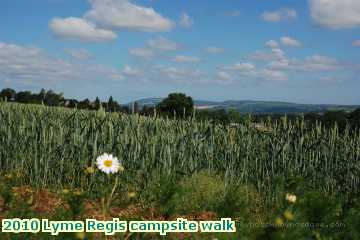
[[106, 176, 118, 213]]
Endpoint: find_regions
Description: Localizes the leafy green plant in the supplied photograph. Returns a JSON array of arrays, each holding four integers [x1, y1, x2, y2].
[[165, 172, 225, 215]]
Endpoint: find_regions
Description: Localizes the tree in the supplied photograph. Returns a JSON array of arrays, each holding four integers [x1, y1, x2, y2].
[[44, 90, 63, 106], [0, 88, 16, 101], [15, 91, 32, 103], [322, 111, 347, 130], [94, 97, 101, 110], [78, 99, 91, 109], [349, 108, 360, 129], [38, 88, 46, 103], [107, 96, 115, 112], [157, 93, 194, 118]]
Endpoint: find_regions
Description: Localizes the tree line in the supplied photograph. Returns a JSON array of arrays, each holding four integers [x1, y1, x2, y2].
[[0, 88, 131, 113], [1, 88, 359, 129]]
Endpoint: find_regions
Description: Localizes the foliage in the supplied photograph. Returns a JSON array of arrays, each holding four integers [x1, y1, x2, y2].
[[157, 92, 194, 118]]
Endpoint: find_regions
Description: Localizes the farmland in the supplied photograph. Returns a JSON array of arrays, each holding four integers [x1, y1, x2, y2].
[[0, 102, 359, 239]]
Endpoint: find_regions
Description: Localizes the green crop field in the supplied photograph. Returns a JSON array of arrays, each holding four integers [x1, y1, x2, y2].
[[0, 102, 360, 239]]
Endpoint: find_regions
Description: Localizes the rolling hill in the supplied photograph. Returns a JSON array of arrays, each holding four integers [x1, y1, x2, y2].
[[126, 98, 359, 114]]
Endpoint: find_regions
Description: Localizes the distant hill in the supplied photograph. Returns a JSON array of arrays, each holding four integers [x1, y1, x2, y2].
[[126, 98, 359, 114]]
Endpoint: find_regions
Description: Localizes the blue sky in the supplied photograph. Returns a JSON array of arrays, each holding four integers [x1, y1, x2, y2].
[[1, 0, 360, 104]]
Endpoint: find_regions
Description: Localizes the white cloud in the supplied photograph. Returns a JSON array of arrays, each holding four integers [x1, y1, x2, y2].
[[0, 42, 123, 86], [179, 13, 193, 28], [261, 8, 297, 23], [260, 69, 288, 81], [219, 61, 288, 83], [223, 62, 256, 72], [280, 36, 302, 47], [174, 55, 200, 63], [155, 66, 203, 82], [85, 0, 174, 32], [269, 54, 340, 72], [206, 47, 225, 54], [129, 48, 154, 59], [265, 40, 279, 49], [352, 40, 360, 47], [298, 55, 339, 71], [217, 71, 231, 80], [250, 48, 286, 62], [147, 36, 179, 51], [122, 65, 143, 77], [309, 0, 360, 29], [65, 49, 92, 60], [49, 17, 117, 42]]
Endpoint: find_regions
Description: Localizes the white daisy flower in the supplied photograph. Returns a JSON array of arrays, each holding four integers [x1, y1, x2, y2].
[[285, 193, 297, 203], [96, 153, 120, 174]]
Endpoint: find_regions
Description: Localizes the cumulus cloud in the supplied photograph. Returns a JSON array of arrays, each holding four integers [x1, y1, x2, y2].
[[261, 8, 297, 23], [85, 0, 174, 32], [179, 13, 193, 28], [219, 61, 288, 83], [49, 0, 174, 42], [217, 71, 232, 80], [309, 0, 360, 29], [265, 40, 279, 49], [250, 48, 286, 62], [0, 42, 123, 86], [280, 36, 302, 47], [222, 62, 256, 72], [65, 49, 93, 60], [49, 17, 117, 42], [269, 54, 340, 72], [173, 55, 200, 63], [155, 66, 204, 83], [206, 47, 225, 54], [147, 36, 179, 51], [129, 48, 155, 59], [122, 65, 143, 77], [352, 40, 360, 47]]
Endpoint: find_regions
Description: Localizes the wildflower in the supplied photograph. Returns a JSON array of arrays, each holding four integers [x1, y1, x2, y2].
[[26, 195, 34, 205], [283, 210, 294, 221], [84, 167, 95, 175], [285, 193, 297, 203], [15, 169, 22, 178], [75, 232, 86, 239], [128, 191, 136, 198], [275, 217, 284, 226], [73, 190, 82, 196], [62, 189, 70, 194], [118, 164, 125, 172], [96, 153, 120, 174], [4, 174, 12, 180]]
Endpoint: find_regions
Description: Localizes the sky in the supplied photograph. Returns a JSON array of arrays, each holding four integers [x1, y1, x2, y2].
[[0, 0, 360, 104]]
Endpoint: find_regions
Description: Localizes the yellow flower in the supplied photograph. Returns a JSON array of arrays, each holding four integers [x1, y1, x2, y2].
[[118, 165, 125, 172], [62, 189, 70, 194], [75, 232, 86, 239], [73, 190, 82, 196], [26, 195, 34, 205], [275, 217, 284, 226], [85, 167, 95, 175], [284, 210, 294, 221], [15, 170, 22, 178], [128, 191, 136, 198], [285, 193, 297, 203], [4, 174, 13, 180]]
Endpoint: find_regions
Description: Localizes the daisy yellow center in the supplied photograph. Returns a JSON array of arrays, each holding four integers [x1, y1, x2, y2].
[[104, 159, 113, 168]]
